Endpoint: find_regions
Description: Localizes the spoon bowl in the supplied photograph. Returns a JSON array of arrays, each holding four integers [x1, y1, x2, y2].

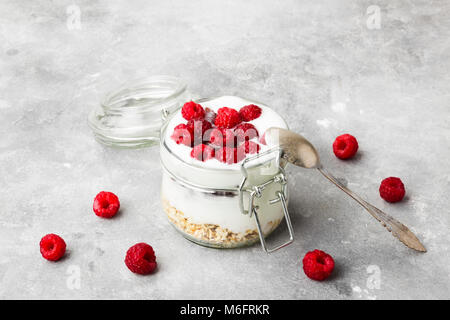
[[265, 127, 320, 169]]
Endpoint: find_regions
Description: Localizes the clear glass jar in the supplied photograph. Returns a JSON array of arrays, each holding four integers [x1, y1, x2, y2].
[[160, 97, 293, 251], [89, 81, 294, 252], [88, 76, 190, 148]]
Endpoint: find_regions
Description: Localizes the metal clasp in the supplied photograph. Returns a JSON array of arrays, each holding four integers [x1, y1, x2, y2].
[[238, 148, 294, 253]]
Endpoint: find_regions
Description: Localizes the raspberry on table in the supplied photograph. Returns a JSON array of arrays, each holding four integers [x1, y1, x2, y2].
[[214, 107, 242, 129], [332, 134, 359, 159], [379, 177, 405, 203], [181, 101, 205, 121], [187, 119, 212, 145], [209, 127, 236, 148], [93, 191, 120, 218], [171, 123, 193, 147], [125, 243, 157, 275], [239, 104, 262, 122], [215, 147, 245, 164], [234, 123, 259, 143], [302, 249, 335, 281], [190, 144, 215, 161], [40, 234, 66, 261]]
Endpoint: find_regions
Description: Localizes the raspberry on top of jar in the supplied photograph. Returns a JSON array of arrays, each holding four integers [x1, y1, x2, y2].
[[165, 96, 288, 170]]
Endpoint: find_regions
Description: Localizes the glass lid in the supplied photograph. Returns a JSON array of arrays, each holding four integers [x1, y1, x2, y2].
[[88, 75, 190, 148]]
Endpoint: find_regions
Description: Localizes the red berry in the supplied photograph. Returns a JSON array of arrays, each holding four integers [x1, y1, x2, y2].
[[215, 147, 234, 164], [239, 104, 262, 121], [171, 123, 193, 147], [214, 107, 242, 129], [209, 127, 236, 147], [234, 123, 259, 143], [181, 101, 205, 121], [187, 119, 212, 145], [239, 141, 260, 154], [40, 234, 66, 261], [93, 191, 120, 218], [190, 144, 215, 161], [302, 249, 335, 281], [379, 177, 405, 203], [125, 243, 157, 275], [332, 134, 359, 159], [215, 147, 245, 164]]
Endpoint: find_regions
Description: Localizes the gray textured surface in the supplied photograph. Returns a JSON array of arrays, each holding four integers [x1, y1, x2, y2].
[[1, 0, 449, 300]]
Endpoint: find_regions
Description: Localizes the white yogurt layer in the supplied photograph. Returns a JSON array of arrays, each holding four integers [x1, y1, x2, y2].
[[164, 96, 288, 170], [162, 173, 285, 234]]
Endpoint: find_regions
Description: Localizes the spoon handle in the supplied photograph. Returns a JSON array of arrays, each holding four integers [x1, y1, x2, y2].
[[317, 167, 426, 252]]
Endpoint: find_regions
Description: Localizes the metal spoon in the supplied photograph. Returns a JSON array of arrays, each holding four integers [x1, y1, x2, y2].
[[264, 127, 426, 252]]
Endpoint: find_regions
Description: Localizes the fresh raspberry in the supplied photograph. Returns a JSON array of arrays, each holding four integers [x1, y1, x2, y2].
[[204, 107, 217, 124], [187, 119, 212, 145], [215, 147, 245, 164], [171, 123, 193, 147], [332, 134, 359, 159], [239, 141, 260, 154], [93, 191, 120, 218], [215, 147, 234, 164], [40, 234, 66, 261], [302, 249, 335, 281], [181, 101, 205, 121], [125, 243, 157, 275], [209, 127, 236, 147], [379, 177, 405, 203], [234, 123, 259, 143], [190, 144, 215, 161], [239, 104, 262, 122], [214, 107, 242, 129]]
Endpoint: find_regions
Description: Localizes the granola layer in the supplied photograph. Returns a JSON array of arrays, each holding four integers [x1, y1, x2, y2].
[[162, 198, 281, 247]]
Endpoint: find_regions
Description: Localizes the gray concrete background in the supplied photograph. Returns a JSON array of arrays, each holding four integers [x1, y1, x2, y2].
[[1, 0, 449, 299]]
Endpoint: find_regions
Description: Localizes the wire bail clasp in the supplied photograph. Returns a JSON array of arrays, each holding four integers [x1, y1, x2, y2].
[[238, 148, 294, 253]]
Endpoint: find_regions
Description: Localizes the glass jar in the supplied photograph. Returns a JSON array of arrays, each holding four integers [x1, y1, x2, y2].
[[89, 79, 294, 252], [159, 97, 294, 252]]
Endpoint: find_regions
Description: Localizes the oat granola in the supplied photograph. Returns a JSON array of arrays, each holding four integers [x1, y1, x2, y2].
[[162, 198, 281, 246]]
